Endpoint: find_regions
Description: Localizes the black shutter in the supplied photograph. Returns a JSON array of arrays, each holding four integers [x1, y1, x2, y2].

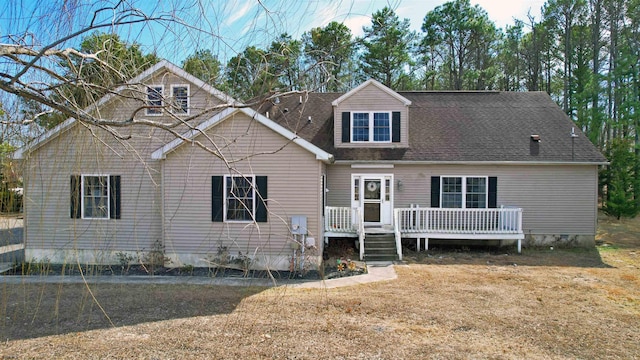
[[70, 175, 81, 219], [430, 176, 440, 208], [255, 176, 268, 223], [488, 177, 497, 208], [392, 111, 401, 142], [341, 112, 350, 143], [212, 176, 223, 222], [109, 175, 121, 219]]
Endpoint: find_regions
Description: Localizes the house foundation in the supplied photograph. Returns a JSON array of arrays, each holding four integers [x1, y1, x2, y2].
[[523, 234, 595, 248]]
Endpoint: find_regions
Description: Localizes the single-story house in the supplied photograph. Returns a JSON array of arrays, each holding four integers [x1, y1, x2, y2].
[[14, 60, 607, 270]]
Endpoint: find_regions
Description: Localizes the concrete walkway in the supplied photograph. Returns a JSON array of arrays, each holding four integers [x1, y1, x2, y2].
[[0, 263, 397, 289], [290, 262, 397, 289]]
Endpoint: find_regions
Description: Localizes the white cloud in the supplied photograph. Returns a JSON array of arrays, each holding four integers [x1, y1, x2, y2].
[[223, 1, 257, 27], [342, 15, 372, 37], [471, 0, 545, 28]]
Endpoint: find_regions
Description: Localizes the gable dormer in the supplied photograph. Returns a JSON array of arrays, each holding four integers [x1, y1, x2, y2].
[[333, 79, 411, 148]]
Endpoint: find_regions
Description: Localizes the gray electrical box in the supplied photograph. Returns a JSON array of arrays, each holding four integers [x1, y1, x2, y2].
[[290, 216, 307, 235]]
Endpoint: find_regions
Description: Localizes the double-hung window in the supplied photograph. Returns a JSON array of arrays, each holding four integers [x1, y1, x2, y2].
[[351, 111, 391, 143], [83, 175, 109, 218], [70, 175, 121, 219], [225, 175, 255, 221], [170, 84, 189, 115], [212, 175, 268, 223], [441, 176, 487, 208], [146, 85, 164, 115]]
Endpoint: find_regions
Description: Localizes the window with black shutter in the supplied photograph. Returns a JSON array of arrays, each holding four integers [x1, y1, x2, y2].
[[213, 175, 268, 223], [71, 175, 121, 219], [432, 176, 496, 209]]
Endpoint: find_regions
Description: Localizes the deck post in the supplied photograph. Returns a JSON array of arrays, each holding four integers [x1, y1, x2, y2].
[[357, 208, 365, 261], [393, 209, 403, 260]]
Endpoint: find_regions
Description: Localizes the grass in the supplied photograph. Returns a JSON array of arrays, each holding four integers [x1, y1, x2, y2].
[[0, 213, 639, 359]]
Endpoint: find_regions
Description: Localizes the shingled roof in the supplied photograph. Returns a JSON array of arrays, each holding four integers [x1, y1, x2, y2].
[[255, 90, 607, 164]]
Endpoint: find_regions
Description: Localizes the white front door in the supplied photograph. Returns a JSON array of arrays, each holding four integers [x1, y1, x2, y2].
[[351, 174, 393, 226]]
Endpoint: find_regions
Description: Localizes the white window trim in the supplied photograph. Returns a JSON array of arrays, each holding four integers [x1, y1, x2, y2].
[[223, 175, 256, 223], [170, 84, 190, 116], [350, 111, 392, 143], [440, 175, 488, 209], [145, 85, 164, 116], [81, 174, 110, 220]]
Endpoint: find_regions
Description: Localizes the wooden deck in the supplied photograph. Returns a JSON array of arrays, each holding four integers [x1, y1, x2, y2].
[[324, 206, 524, 260]]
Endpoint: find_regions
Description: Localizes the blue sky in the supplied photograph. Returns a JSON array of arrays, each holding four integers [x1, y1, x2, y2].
[[0, 0, 546, 65]]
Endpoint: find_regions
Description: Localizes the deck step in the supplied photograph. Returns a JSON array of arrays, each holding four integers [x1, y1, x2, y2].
[[364, 254, 398, 262], [363, 233, 398, 261]]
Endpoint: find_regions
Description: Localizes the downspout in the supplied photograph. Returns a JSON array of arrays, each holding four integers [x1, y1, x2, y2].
[[21, 155, 28, 258], [160, 159, 165, 258]]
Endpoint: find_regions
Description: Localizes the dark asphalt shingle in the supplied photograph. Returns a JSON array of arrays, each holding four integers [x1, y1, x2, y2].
[[254, 91, 606, 163]]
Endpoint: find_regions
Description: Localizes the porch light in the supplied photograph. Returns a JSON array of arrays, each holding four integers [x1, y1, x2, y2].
[[396, 179, 403, 190]]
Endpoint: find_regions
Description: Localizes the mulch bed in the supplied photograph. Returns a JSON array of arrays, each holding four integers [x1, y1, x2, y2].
[[4, 263, 324, 279]]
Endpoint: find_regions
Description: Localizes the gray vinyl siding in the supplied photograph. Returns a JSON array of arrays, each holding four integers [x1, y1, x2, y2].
[[22, 124, 163, 254], [326, 163, 599, 236], [22, 70, 227, 256], [334, 83, 409, 148], [162, 112, 322, 260]]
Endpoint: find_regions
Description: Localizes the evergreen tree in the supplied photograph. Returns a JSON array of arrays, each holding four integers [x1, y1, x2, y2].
[[361, 6, 414, 89], [421, 0, 499, 90], [302, 22, 356, 92], [182, 49, 222, 86], [603, 139, 640, 219]]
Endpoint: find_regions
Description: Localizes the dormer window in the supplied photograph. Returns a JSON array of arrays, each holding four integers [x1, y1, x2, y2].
[[351, 111, 391, 143], [146, 85, 163, 116]]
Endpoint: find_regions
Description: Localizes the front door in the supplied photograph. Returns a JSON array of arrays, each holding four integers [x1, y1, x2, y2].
[[351, 174, 393, 226]]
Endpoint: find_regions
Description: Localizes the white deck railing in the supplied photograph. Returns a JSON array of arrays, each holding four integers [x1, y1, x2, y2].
[[394, 207, 523, 235], [324, 207, 365, 259], [325, 206, 524, 260], [324, 206, 360, 233]]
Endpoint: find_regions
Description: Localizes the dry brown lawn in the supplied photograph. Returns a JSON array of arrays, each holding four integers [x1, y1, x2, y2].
[[1, 214, 639, 359]]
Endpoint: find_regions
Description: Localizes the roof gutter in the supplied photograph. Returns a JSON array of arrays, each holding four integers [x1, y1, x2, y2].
[[334, 160, 610, 166]]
